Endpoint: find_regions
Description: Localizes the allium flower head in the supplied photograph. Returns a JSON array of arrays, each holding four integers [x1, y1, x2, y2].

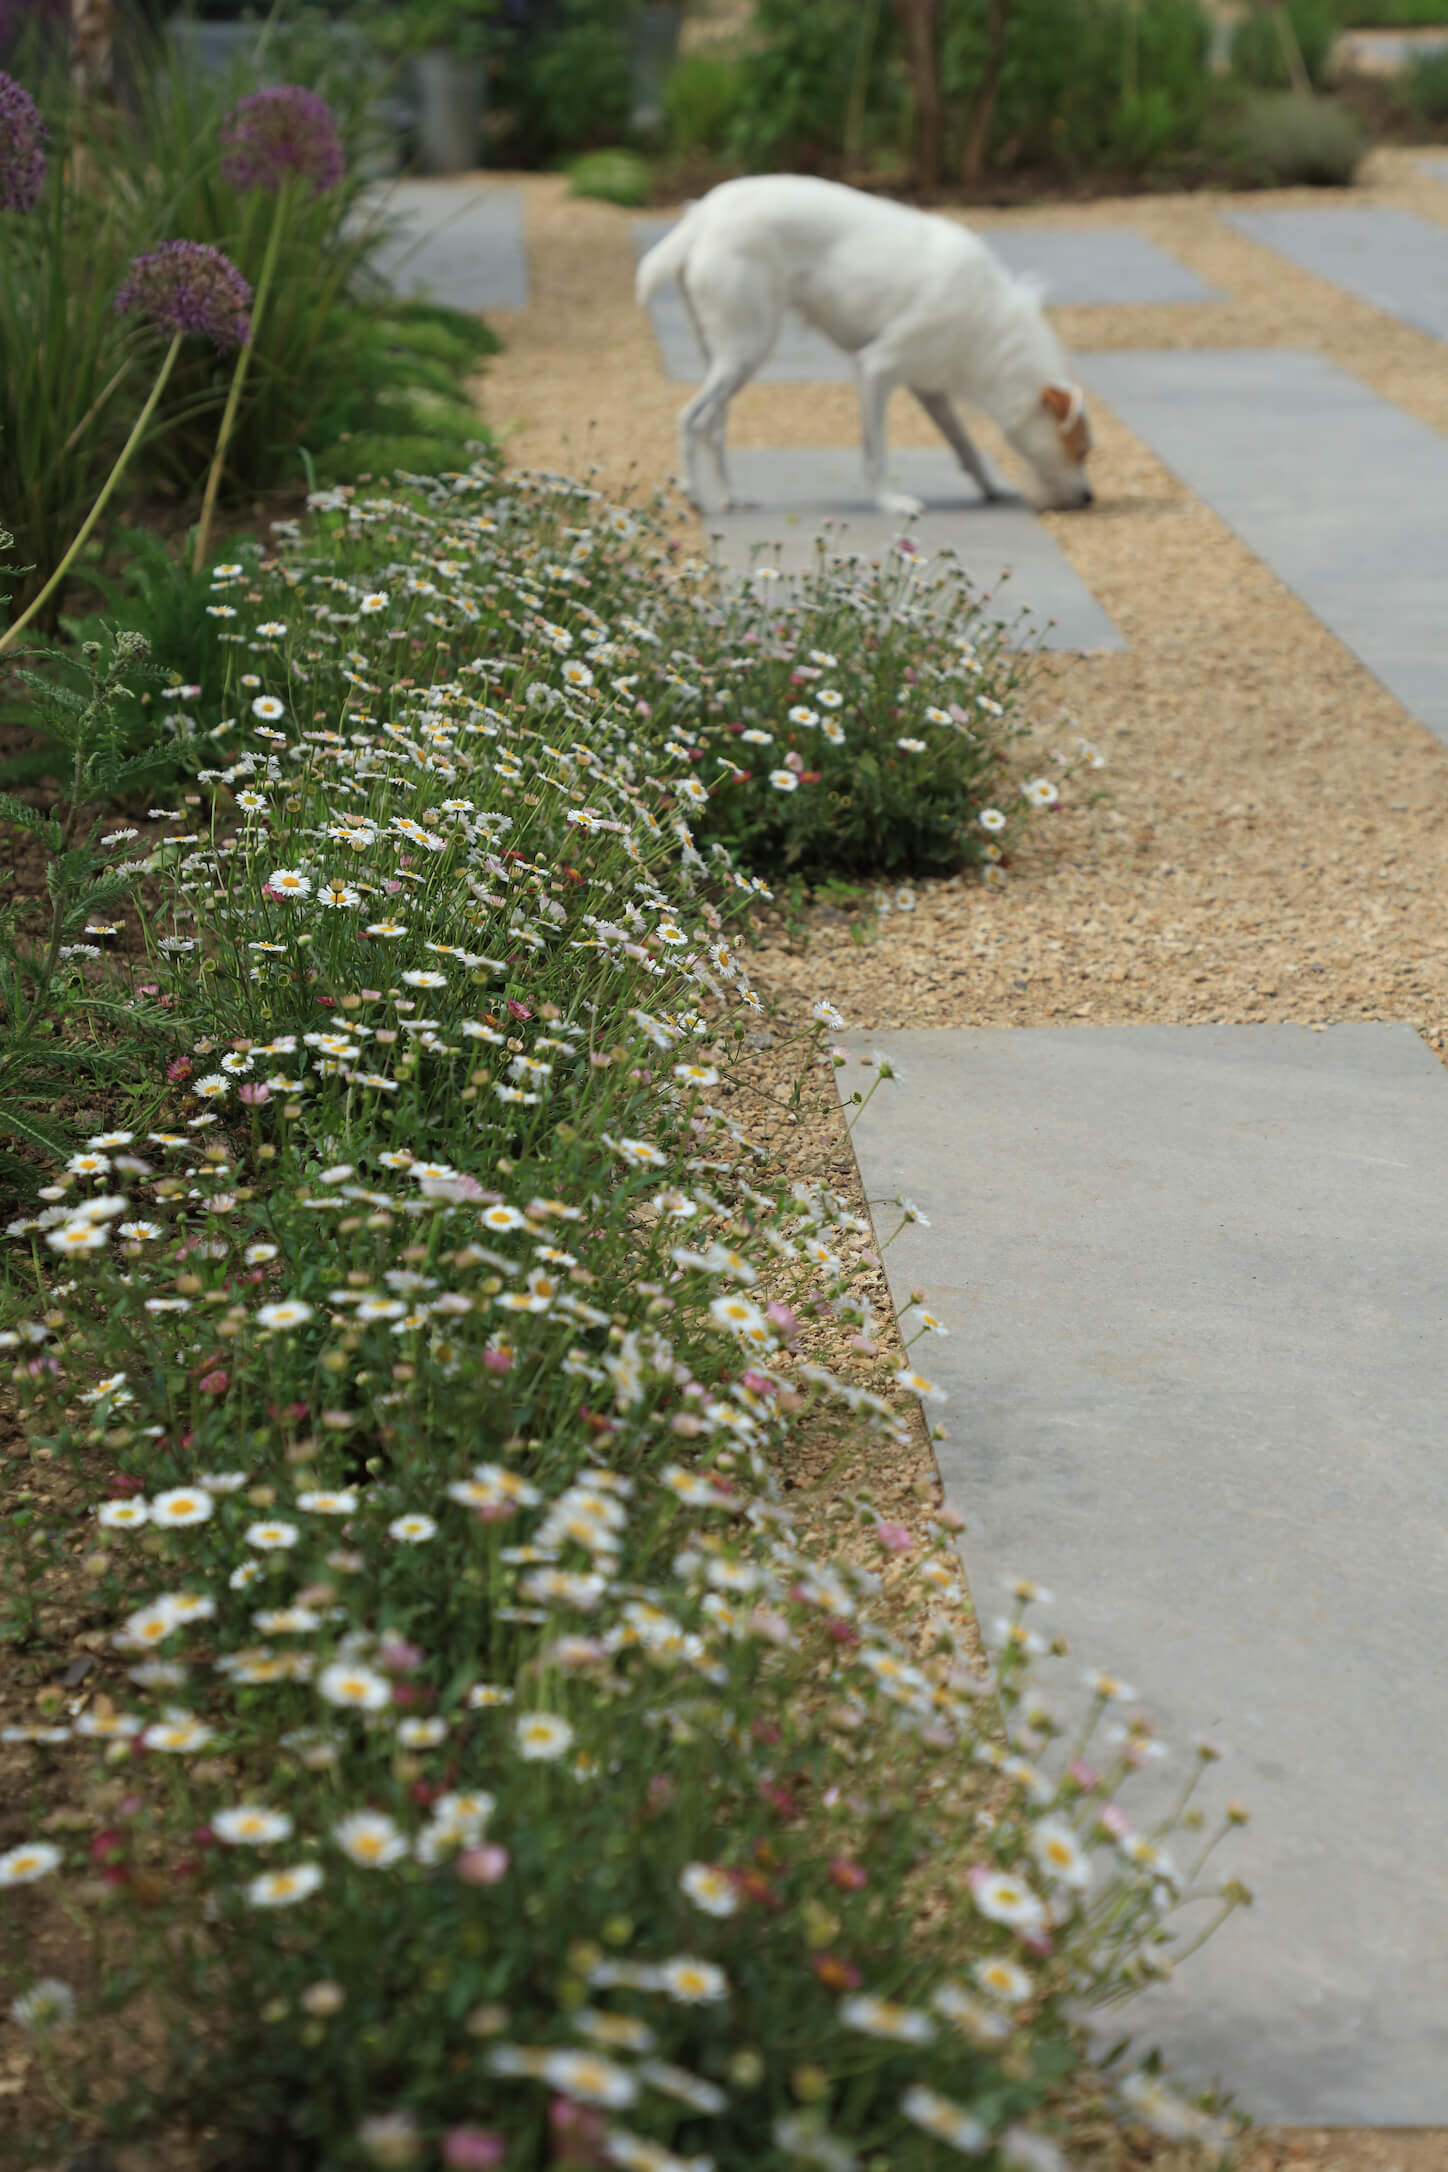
[[116, 241, 252, 353], [0, 72, 47, 215], [220, 86, 344, 197]]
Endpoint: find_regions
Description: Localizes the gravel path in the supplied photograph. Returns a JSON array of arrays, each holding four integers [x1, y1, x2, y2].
[[477, 155, 1448, 2164], [480, 152, 1448, 1060]]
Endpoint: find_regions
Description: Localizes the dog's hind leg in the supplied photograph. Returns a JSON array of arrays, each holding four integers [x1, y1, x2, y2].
[[911, 389, 1012, 503], [676, 250, 779, 513], [678, 275, 753, 510], [677, 358, 759, 516]]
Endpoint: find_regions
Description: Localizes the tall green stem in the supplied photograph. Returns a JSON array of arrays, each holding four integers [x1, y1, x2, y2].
[[0, 331, 184, 659], [192, 185, 289, 575]]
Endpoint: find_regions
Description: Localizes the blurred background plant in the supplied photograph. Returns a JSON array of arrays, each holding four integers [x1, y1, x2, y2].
[[0, 14, 498, 634]]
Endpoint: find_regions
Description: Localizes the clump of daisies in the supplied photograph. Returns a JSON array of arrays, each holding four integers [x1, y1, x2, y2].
[[0, 461, 1239, 2171]]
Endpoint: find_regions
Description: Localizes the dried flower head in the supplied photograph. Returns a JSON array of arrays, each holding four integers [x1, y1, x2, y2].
[[115, 241, 252, 353], [0, 71, 47, 215], [219, 85, 344, 196]]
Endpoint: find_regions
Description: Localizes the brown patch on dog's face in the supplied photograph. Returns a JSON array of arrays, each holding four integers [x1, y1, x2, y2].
[[1041, 382, 1092, 467]]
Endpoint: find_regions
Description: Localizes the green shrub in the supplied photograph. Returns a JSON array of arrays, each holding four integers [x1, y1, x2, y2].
[[941, 0, 1214, 176], [1, 463, 1249, 2169], [727, 0, 909, 171], [1404, 44, 1448, 118], [651, 552, 1045, 884], [1229, 0, 1337, 90], [1223, 89, 1367, 182], [1336, 0, 1448, 23], [570, 144, 655, 204], [496, 0, 637, 163], [664, 44, 750, 158]]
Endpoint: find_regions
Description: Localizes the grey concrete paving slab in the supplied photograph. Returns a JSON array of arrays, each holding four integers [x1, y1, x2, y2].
[[1079, 347, 1448, 746], [1421, 155, 1448, 186], [839, 1022, 1448, 2121], [977, 225, 1219, 304], [356, 181, 528, 312], [1223, 204, 1448, 343], [632, 218, 851, 381], [703, 448, 1122, 652], [633, 219, 1215, 382]]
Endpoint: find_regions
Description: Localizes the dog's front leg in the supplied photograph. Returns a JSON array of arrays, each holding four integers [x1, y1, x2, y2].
[[856, 353, 922, 519], [912, 389, 1012, 503]]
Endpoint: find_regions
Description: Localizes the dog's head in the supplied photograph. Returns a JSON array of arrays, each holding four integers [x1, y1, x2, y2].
[[1008, 382, 1094, 509]]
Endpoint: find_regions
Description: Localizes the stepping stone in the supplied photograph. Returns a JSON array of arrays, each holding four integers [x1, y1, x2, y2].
[[702, 448, 1123, 652], [633, 220, 1214, 382], [840, 1022, 1448, 2121], [1078, 347, 1448, 746], [356, 182, 528, 312], [1223, 204, 1448, 344], [978, 226, 1218, 305]]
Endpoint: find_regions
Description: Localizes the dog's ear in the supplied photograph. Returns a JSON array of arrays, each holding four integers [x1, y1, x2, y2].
[[1041, 382, 1083, 429]]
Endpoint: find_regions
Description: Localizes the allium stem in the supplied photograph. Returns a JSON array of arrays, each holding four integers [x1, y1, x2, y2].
[[192, 185, 288, 576], [0, 330, 184, 657]]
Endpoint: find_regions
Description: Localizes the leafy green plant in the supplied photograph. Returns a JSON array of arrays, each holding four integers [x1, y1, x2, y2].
[[727, 0, 907, 171], [1404, 43, 1448, 118], [569, 144, 654, 203], [1229, 0, 1337, 90], [0, 461, 1247, 2172], [663, 44, 750, 158], [495, 0, 639, 163], [1221, 88, 1367, 180], [940, 0, 1214, 178], [0, 627, 174, 1160]]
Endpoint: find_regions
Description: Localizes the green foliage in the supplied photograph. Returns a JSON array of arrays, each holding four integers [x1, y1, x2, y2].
[[1221, 89, 1367, 181], [569, 145, 655, 204], [726, 0, 907, 170], [0, 625, 174, 1163], [1335, 0, 1448, 23], [657, 553, 1042, 884], [1229, 0, 1338, 90], [722, 0, 1216, 178], [663, 44, 750, 158], [0, 32, 499, 622], [1404, 44, 1448, 117], [940, 0, 1214, 176], [496, 0, 638, 163]]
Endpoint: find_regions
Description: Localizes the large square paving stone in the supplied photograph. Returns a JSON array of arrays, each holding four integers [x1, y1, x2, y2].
[[633, 220, 1214, 381], [840, 1023, 1448, 2122], [1079, 347, 1448, 747], [703, 448, 1122, 652], [1223, 205, 1448, 344], [356, 181, 528, 312], [977, 225, 1218, 305]]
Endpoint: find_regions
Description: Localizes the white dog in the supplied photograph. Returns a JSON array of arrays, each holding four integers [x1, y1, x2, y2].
[[635, 174, 1094, 518]]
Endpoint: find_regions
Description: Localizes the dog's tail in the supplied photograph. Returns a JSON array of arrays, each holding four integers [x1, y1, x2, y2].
[[635, 203, 701, 308]]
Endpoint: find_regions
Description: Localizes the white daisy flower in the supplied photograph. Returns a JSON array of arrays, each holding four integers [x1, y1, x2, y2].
[[213, 1805, 294, 1846], [246, 1864, 323, 1908]]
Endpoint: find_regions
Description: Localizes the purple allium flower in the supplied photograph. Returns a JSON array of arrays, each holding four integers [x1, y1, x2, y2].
[[219, 85, 344, 197], [0, 70, 47, 215], [115, 241, 253, 353]]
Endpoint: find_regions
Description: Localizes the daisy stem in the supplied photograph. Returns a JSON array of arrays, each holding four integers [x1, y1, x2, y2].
[[192, 185, 289, 577], [0, 332, 185, 658]]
